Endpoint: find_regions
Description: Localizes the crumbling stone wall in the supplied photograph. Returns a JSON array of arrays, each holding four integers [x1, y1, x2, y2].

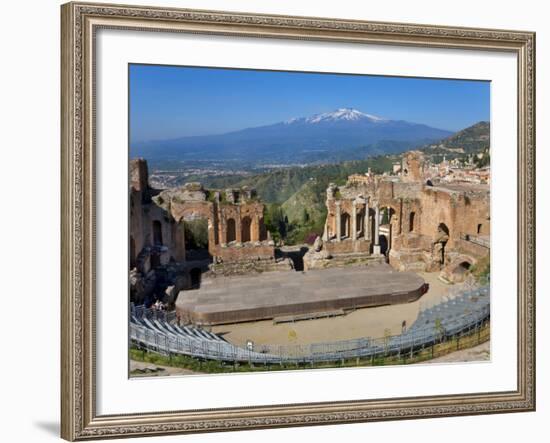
[[130, 159, 184, 274], [130, 159, 274, 270], [401, 151, 425, 182], [321, 151, 490, 274], [129, 159, 280, 301]]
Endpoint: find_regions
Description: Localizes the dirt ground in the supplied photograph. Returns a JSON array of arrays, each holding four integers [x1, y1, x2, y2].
[[211, 271, 466, 347], [425, 340, 490, 364], [130, 360, 198, 377]]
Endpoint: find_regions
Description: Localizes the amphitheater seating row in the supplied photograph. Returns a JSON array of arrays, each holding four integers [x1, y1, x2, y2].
[[130, 286, 489, 364]]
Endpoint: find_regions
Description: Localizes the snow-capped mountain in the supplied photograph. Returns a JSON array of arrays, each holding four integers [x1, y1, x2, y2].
[[284, 108, 386, 125], [305, 108, 387, 124], [133, 108, 452, 165]]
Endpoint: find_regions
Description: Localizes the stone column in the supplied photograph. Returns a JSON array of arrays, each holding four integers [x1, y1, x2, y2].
[[398, 200, 403, 234], [219, 210, 227, 246], [335, 201, 341, 242], [207, 206, 217, 252], [252, 215, 260, 242], [387, 206, 392, 251], [351, 200, 357, 241], [364, 198, 370, 241], [373, 203, 381, 255], [235, 208, 242, 244]]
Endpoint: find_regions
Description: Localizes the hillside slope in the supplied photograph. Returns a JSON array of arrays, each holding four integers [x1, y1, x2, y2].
[[281, 179, 327, 225], [422, 121, 490, 156]]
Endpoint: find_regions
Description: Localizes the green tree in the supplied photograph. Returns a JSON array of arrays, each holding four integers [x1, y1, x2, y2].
[[264, 203, 286, 242], [184, 219, 208, 249]]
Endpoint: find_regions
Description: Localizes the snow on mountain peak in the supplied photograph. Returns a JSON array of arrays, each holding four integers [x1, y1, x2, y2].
[[304, 108, 386, 124]]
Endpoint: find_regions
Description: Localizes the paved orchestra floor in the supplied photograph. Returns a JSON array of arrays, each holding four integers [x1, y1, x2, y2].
[[176, 263, 426, 325]]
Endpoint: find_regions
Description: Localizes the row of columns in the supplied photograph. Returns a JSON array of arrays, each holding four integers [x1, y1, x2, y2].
[[333, 199, 381, 244]]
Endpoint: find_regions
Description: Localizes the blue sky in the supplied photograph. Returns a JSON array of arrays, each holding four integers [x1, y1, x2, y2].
[[130, 64, 490, 143]]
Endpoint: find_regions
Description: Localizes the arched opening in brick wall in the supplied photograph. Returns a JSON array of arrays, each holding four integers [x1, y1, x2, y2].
[[226, 218, 236, 243], [152, 220, 163, 246], [379, 234, 389, 255], [356, 212, 363, 237], [438, 222, 450, 236], [183, 218, 209, 261], [380, 207, 396, 252], [409, 212, 416, 233], [477, 223, 483, 234], [259, 217, 267, 241], [241, 216, 252, 243], [340, 212, 350, 238], [451, 261, 472, 283], [437, 222, 450, 265], [381, 206, 396, 225]]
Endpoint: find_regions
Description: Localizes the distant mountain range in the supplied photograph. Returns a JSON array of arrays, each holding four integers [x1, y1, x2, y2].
[[132, 108, 453, 165]]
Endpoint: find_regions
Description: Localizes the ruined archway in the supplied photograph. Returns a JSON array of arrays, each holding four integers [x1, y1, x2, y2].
[[356, 212, 363, 237], [183, 218, 209, 260], [226, 218, 236, 243], [380, 206, 397, 225], [369, 207, 376, 242], [457, 261, 471, 274], [379, 234, 389, 255], [438, 222, 450, 236], [259, 217, 267, 241], [341, 212, 350, 238], [380, 207, 396, 251], [441, 257, 475, 283], [241, 216, 252, 243], [435, 222, 450, 265]]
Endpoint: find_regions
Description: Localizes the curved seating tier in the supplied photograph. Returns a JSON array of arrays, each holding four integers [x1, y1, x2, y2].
[[130, 286, 489, 364]]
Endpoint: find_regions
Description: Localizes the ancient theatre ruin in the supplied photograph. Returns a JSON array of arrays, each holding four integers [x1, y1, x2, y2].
[[129, 150, 489, 327]]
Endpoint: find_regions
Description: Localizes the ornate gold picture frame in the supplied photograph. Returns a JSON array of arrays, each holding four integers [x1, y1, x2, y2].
[[61, 2, 535, 440]]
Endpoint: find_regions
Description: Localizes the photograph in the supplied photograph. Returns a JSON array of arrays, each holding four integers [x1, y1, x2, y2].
[[128, 65, 491, 377]]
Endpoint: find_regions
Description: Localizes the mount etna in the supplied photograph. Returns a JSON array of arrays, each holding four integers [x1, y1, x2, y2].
[[132, 108, 453, 165]]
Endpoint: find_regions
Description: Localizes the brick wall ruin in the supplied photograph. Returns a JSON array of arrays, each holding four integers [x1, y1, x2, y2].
[[319, 151, 490, 278], [129, 158, 277, 303], [130, 151, 490, 304]]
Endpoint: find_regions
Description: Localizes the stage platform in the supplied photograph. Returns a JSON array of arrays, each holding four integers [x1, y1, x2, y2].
[[175, 264, 427, 326]]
